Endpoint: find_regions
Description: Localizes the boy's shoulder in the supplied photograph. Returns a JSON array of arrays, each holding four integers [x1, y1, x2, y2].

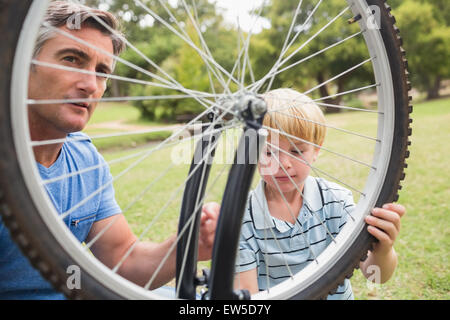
[[302, 177, 354, 213], [314, 177, 352, 194], [312, 177, 355, 210]]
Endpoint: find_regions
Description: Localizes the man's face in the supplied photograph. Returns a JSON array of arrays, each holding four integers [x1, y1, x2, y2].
[[28, 25, 114, 138]]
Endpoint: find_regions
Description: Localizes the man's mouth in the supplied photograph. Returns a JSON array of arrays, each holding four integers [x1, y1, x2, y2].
[[68, 102, 89, 109]]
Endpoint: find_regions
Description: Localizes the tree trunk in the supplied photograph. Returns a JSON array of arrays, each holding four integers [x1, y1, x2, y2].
[[427, 76, 442, 100], [110, 79, 121, 98], [317, 73, 344, 113]]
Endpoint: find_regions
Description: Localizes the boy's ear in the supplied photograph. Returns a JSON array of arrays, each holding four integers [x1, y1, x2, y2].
[[313, 145, 322, 161]]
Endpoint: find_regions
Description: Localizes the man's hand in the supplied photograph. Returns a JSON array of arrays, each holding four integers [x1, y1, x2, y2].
[[198, 202, 220, 261]]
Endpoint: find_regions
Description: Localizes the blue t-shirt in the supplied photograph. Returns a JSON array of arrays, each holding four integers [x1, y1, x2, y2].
[[0, 132, 121, 299]]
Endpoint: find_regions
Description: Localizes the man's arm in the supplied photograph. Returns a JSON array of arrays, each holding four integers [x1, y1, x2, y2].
[[85, 203, 220, 289], [86, 214, 177, 289]]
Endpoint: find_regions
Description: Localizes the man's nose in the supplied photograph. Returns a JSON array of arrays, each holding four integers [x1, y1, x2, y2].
[[76, 71, 98, 95]]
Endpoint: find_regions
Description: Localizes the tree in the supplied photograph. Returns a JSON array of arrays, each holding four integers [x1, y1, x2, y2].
[[125, 0, 239, 122], [394, 0, 450, 99], [249, 0, 373, 112]]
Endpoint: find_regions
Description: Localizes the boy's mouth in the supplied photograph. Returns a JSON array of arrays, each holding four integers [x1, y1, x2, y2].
[[274, 175, 296, 181]]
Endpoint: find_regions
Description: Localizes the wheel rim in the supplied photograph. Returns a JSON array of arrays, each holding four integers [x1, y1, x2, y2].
[[9, 0, 401, 300]]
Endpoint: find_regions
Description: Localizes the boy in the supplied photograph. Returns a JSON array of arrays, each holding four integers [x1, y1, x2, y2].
[[234, 88, 405, 299]]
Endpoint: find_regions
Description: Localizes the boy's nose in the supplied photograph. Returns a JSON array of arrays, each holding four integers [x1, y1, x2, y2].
[[279, 153, 292, 170]]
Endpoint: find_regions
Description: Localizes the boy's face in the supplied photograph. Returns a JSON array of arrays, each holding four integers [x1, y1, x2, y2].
[[28, 25, 114, 138], [259, 137, 320, 195]]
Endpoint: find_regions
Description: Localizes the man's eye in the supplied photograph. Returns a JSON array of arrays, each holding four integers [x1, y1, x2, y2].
[[96, 71, 109, 80], [62, 56, 77, 63]]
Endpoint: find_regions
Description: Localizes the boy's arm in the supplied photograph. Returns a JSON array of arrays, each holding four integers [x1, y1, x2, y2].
[[359, 203, 406, 283], [234, 268, 259, 294]]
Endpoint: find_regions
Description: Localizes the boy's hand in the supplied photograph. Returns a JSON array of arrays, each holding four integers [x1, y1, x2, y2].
[[365, 203, 406, 256], [198, 202, 220, 261]]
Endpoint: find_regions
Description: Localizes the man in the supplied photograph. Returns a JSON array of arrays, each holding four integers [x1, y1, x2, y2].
[[0, 1, 219, 299]]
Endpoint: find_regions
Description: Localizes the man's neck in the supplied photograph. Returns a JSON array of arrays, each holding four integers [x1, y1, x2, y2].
[[28, 113, 67, 168], [33, 143, 64, 168]]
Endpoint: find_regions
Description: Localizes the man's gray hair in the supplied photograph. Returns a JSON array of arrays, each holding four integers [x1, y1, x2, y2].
[[33, 1, 126, 59]]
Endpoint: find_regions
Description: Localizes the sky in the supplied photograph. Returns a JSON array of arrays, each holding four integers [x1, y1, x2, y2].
[[112, 0, 270, 33], [214, 0, 269, 32]]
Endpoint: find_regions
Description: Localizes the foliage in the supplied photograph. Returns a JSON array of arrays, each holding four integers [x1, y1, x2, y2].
[[249, 0, 374, 111], [393, 0, 450, 99], [82, 0, 450, 121]]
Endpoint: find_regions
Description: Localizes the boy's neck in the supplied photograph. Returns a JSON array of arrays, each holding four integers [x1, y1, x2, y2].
[[264, 183, 305, 223]]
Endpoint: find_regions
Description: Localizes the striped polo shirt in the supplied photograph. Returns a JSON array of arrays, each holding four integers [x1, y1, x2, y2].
[[236, 176, 355, 300]]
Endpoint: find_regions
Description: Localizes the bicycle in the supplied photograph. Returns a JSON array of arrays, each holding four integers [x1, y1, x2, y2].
[[0, 0, 411, 300]]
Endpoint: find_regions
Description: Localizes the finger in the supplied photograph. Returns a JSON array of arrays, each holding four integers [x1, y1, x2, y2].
[[382, 203, 406, 217], [200, 219, 216, 243], [371, 208, 401, 232], [202, 202, 220, 219], [365, 215, 398, 242], [367, 225, 393, 247]]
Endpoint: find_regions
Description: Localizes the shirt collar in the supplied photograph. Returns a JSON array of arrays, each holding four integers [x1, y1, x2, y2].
[[250, 176, 324, 230]]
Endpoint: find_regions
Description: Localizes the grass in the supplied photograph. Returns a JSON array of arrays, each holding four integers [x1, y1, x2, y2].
[[83, 102, 173, 151], [90, 97, 450, 299], [87, 101, 142, 125], [349, 97, 450, 300]]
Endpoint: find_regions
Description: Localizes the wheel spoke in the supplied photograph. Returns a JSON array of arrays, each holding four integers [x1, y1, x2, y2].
[[40, 21, 216, 110], [313, 83, 380, 102], [266, 141, 366, 197], [268, 109, 379, 142], [109, 123, 233, 277], [40, 123, 225, 185], [134, 0, 241, 89], [263, 126, 376, 170]]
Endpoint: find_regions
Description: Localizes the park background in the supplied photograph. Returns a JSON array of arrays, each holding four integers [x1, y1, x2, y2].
[[78, 0, 449, 299]]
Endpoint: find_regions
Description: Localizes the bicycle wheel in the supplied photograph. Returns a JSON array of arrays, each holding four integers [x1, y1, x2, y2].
[[0, 0, 411, 300]]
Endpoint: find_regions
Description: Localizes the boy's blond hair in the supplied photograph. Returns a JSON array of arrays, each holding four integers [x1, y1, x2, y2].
[[262, 88, 326, 147]]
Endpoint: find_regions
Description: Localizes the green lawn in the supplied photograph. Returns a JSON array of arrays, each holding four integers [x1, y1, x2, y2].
[[350, 97, 450, 300], [93, 97, 450, 299], [83, 102, 173, 152]]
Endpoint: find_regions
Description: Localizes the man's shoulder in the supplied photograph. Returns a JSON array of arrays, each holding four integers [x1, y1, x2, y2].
[[66, 132, 97, 150], [67, 131, 93, 144], [64, 132, 103, 164]]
